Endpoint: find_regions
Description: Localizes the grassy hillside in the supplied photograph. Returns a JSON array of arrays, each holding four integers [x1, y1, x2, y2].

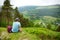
[[0, 27, 60, 40]]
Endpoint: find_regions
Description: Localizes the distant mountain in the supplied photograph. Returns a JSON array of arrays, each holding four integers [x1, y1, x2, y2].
[[18, 4, 60, 19], [18, 4, 60, 12], [18, 6, 39, 12]]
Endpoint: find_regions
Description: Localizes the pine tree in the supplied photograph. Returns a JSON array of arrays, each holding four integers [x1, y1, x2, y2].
[[14, 7, 24, 26], [0, 0, 13, 27], [14, 7, 34, 27], [14, 7, 23, 19]]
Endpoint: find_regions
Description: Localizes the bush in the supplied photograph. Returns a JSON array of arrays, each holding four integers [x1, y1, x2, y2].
[[0, 21, 12, 27]]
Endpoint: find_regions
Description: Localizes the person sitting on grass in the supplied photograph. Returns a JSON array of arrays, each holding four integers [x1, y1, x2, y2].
[[11, 18, 22, 32]]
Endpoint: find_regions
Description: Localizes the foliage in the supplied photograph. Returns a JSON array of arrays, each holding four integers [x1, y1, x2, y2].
[[0, 0, 13, 27], [14, 7, 34, 27], [0, 0, 34, 27]]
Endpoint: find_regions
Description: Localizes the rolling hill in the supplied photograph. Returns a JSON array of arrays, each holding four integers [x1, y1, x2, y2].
[[18, 4, 60, 19]]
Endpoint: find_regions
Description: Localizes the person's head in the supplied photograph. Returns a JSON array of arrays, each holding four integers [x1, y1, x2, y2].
[[15, 18, 20, 22]]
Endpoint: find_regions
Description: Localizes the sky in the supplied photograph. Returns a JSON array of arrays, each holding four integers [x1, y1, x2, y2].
[[0, 0, 60, 8]]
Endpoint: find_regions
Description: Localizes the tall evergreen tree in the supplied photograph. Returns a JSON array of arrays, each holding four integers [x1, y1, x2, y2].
[[14, 7, 23, 19], [0, 0, 13, 27], [14, 7, 24, 26], [14, 7, 34, 27]]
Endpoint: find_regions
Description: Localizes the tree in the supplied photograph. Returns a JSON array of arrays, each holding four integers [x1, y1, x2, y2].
[[14, 7, 25, 27], [14, 7, 34, 27], [0, 0, 13, 27], [14, 7, 23, 19]]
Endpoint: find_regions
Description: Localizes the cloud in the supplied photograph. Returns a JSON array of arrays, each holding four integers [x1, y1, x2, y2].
[[0, 0, 4, 6], [11, 0, 60, 7], [0, 0, 60, 7]]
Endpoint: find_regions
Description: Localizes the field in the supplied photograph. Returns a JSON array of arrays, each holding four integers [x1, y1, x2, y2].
[[0, 27, 60, 40]]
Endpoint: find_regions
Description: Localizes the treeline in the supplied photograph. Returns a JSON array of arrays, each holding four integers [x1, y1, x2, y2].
[[0, 0, 34, 27]]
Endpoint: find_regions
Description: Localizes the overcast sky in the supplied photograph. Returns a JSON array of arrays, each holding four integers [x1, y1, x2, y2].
[[0, 0, 60, 8]]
